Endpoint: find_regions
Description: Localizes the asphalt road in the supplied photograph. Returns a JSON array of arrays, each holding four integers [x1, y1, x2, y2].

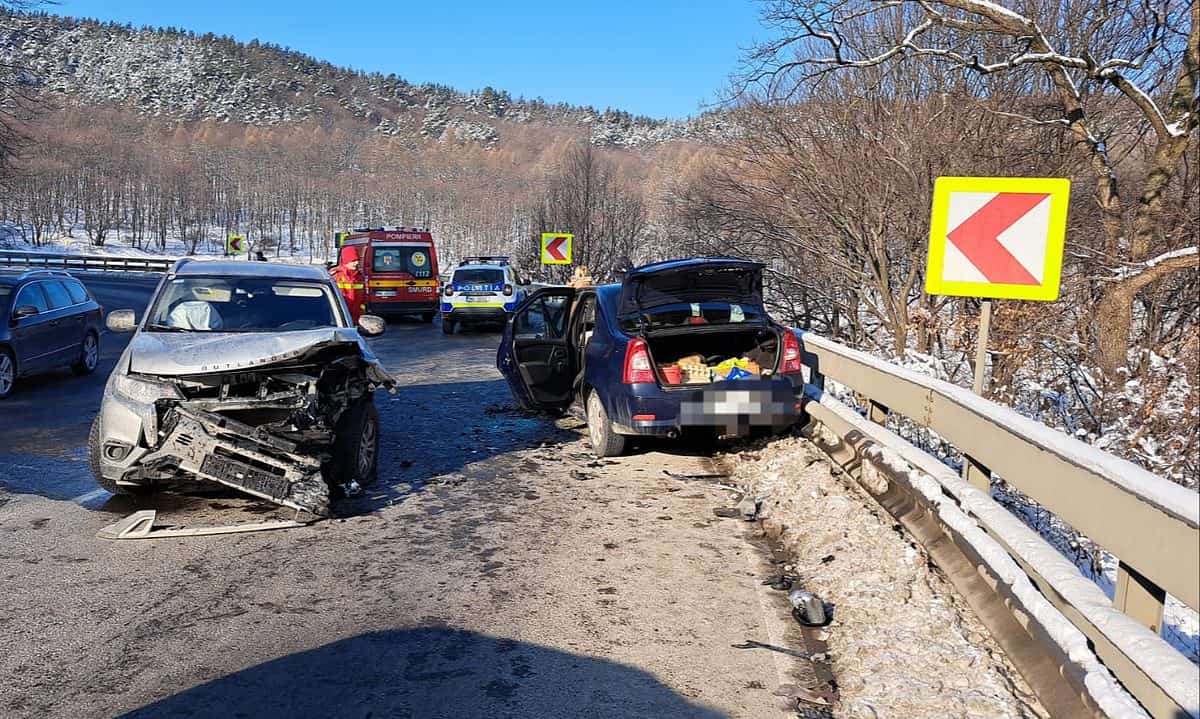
[[0, 272, 811, 718]]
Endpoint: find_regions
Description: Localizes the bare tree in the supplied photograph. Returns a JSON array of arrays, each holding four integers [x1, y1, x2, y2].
[[532, 142, 648, 282], [0, 1, 46, 186], [745, 0, 1199, 378]]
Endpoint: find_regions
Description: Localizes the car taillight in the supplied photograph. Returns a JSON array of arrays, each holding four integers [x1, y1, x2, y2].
[[444, 286, 454, 296], [781, 330, 803, 374], [503, 284, 513, 296], [623, 337, 656, 384]]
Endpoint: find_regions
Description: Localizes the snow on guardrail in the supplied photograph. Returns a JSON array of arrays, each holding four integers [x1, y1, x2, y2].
[[795, 331, 1199, 718]]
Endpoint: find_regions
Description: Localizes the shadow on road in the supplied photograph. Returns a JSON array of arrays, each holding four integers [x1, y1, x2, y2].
[[119, 627, 728, 719]]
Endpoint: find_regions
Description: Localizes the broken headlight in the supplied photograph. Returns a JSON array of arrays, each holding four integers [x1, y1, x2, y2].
[[112, 373, 182, 405]]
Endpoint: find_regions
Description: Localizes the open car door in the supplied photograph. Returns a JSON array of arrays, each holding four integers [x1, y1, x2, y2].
[[498, 287, 576, 411]]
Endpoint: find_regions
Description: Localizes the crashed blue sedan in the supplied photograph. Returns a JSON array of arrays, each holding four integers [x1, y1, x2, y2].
[[496, 257, 815, 457]]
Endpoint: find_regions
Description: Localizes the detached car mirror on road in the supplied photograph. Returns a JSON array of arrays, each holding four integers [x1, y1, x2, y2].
[[12, 305, 40, 321], [106, 309, 137, 333], [357, 314, 386, 337]]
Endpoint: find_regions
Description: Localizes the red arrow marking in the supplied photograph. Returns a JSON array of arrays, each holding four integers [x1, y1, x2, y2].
[[947, 193, 1046, 285], [546, 236, 567, 261]]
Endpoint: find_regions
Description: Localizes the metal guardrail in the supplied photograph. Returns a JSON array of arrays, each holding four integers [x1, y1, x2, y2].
[[0, 250, 175, 273], [796, 331, 1199, 718]]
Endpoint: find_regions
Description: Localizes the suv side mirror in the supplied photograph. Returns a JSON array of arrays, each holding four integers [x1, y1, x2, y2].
[[12, 305, 39, 321], [106, 309, 137, 333], [357, 314, 386, 337]]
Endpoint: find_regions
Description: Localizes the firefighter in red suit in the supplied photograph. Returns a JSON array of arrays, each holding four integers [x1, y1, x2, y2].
[[332, 245, 368, 324]]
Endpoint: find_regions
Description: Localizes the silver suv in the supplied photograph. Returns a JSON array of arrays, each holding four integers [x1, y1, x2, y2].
[[90, 260, 393, 516]]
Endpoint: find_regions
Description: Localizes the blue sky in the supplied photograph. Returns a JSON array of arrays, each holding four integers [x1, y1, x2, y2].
[[56, 0, 765, 119]]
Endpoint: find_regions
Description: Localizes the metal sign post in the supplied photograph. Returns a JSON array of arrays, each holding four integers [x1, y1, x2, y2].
[[971, 299, 993, 395]]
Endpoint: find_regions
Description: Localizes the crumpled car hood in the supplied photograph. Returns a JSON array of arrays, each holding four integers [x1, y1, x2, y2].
[[126, 328, 393, 384]]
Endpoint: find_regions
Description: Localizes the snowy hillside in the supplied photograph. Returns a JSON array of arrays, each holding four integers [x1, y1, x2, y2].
[[0, 10, 735, 149]]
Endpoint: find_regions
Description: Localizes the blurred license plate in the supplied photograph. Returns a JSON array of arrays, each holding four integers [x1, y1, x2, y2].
[[466, 296, 491, 302], [710, 390, 764, 414], [679, 381, 794, 429], [375, 290, 397, 297]]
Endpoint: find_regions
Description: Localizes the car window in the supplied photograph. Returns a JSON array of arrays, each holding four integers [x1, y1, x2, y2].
[[65, 280, 89, 304], [13, 283, 50, 315], [515, 294, 568, 339], [41, 281, 74, 309]]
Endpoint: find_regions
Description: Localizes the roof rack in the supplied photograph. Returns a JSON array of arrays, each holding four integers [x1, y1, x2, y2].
[[458, 256, 509, 267]]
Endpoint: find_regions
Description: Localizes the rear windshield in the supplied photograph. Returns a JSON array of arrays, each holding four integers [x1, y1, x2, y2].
[[373, 246, 433, 278], [619, 302, 766, 333], [146, 277, 339, 332], [453, 269, 504, 286]]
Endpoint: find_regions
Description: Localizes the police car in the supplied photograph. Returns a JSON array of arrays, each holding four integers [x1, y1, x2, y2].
[[440, 257, 530, 334]]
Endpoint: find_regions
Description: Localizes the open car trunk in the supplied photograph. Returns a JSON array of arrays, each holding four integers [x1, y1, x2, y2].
[[644, 325, 781, 386]]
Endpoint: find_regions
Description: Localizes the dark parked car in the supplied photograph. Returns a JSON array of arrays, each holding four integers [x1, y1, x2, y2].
[[497, 257, 816, 456], [0, 269, 104, 399]]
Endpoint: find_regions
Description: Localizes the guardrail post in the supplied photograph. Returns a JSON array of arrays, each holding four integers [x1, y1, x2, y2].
[[962, 454, 991, 494], [1114, 561, 1166, 634], [868, 399, 889, 425]]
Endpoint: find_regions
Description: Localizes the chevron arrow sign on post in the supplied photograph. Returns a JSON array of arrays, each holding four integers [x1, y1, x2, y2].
[[226, 234, 247, 255], [540, 233, 573, 265], [925, 177, 1070, 301]]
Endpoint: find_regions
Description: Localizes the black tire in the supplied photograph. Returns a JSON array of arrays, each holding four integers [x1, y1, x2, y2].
[[71, 331, 100, 376], [442, 318, 455, 335], [329, 395, 380, 489], [88, 416, 148, 495], [421, 312, 435, 323], [586, 391, 626, 458], [0, 347, 14, 400]]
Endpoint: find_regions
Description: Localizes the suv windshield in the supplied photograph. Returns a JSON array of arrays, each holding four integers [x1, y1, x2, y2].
[[146, 277, 339, 332], [372, 246, 433, 277], [453, 268, 504, 287]]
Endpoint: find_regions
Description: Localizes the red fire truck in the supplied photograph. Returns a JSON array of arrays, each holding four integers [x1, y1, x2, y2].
[[331, 227, 441, 322]]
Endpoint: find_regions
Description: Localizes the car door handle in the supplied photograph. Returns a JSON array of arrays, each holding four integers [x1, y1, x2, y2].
[[49, 319, 61, 327]]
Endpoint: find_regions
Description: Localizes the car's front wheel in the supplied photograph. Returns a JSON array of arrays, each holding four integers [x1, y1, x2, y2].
[[329, 396, 380, 492], [0, 348, 15, 399], [72, 331, 100, 376], [442, 318, 455, 335], [586, 391, 626, 458]]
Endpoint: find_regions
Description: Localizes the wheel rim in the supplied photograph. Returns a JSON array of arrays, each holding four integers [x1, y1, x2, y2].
[[0, 355, 12, 395], [357, 417, 377, 478], [83, 335, 98, 369]]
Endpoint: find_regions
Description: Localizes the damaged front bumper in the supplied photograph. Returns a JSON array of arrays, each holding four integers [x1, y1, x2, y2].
[[140, 406, 331, 516], [96, 329, 396, 516]]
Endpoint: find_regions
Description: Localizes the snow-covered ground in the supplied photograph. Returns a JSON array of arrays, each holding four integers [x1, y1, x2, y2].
[[720, 436, 1049, 719]]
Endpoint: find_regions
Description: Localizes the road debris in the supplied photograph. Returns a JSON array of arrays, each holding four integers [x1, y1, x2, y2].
[[97, 509, 311, 540], [719, 436, 1049, 719], [788, 590, 829, 627]]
